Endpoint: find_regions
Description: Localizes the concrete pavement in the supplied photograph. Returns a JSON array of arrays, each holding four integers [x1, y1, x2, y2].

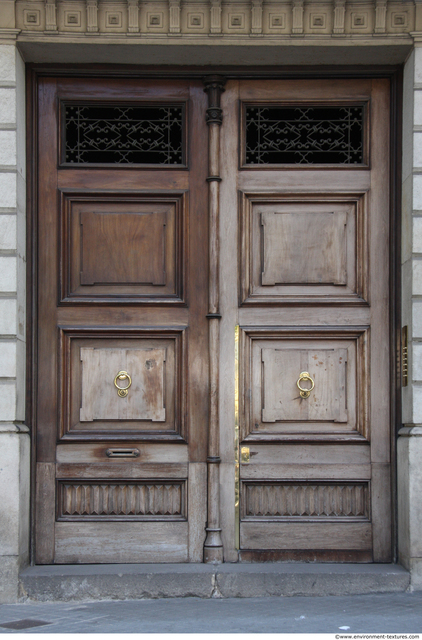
[[0, 591, 422, 633]]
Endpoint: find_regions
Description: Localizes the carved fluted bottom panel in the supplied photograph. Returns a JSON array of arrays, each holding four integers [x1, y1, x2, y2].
[[58, 480, 186, 521], [242, 481, 370, 520]]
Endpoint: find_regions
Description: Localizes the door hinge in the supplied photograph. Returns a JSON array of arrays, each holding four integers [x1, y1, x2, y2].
[[402, 325, 408, 387]]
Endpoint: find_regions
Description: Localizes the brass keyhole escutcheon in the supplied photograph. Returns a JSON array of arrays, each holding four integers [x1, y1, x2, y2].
[[296, 371, 315, 399], [114, 371, 132, 398]]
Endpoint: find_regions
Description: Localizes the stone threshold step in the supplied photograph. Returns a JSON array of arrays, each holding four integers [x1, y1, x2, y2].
[[19, 563, 410, 601]]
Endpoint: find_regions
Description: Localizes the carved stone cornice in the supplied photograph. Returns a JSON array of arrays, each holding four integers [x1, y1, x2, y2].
[[375, 0, 388, 33], [45, 0, 57, 32], [251, 0, 263, 36], [210, 0, 222, 35], [127, 0, 139, 34], [86, 0, 98, 33], [333, 0, 346, 35], [292, 0, 304, 35], [9, 0, 418, 40], [169, 0, 181, 35]]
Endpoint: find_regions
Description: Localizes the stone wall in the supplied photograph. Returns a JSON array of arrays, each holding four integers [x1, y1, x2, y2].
[[0, 43, 30, 604], [398, 46, 422, 590]]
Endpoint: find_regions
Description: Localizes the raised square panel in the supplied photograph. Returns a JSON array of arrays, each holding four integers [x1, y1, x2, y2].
[[261, 211, 347, 286], [240, 328, 369, 441], [240, 192, 368, 305], [59, 328, 186, 440], [309, 13, 326, 29], [351, 12, 368, 29], [187, 12, 204, 28], [147, 12, 164, 28], [391, 12, 408, 28], [228, 13, 245, 28], [269, 13, 286, 29], [80, 348, 166, 422], [105, 12, 122, 28], [23, 9, 41, 26], [261, 347, 348, 423], [64, 10, 81, 27], [79, 211, 166, 286], [60, 192, 186, 304]]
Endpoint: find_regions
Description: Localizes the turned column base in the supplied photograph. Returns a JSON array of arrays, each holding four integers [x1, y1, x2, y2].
[[204, 528, 224, 563]]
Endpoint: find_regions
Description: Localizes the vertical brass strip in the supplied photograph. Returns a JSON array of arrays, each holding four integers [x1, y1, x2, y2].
[[402, 325, 408, 387], [234, 324, 240, 550]]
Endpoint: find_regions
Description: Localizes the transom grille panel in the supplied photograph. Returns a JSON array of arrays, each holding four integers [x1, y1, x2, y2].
[[64, 104, 184, 165], [245, 105, 364, 165]]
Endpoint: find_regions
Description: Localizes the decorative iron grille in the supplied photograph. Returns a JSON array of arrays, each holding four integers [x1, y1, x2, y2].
[[64, 104, 184, 165], [245, 105, 364, 165]]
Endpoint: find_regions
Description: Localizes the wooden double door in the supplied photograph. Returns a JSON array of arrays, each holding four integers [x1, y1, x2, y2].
[[34, 75, 392, 564]]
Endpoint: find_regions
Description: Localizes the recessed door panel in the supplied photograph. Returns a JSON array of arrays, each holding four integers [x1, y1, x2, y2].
[[57, 480, 187, 521], [241, 481, 370, 519], [239, 192, 368, 305], [261, 211, 347, 286], [61, 193, 186, 303], [261, 346, 349, 424], [242, 328, 368, 439], [79, 211, 167, 286], [79, 348, 166, 423], [61, 329, 185, 439]]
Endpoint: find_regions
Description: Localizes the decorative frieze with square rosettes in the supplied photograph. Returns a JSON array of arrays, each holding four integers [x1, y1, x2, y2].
[[23, 9, 41, 26], [14, 0, 416, 37]]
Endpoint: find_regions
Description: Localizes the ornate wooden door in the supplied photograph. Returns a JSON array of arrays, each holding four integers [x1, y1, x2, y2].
[[34, 78, 209, 563], [219, 78, 392, 562], [34, 75, 393, 565]]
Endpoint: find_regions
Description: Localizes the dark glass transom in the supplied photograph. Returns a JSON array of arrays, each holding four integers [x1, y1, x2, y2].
[[245, 105, 364, 165], [64, 104, 184, 165]]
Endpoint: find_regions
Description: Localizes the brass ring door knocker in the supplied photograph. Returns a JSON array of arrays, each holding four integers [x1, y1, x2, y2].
[[114, 370, 132, 398], [297, 371, 315, 399]]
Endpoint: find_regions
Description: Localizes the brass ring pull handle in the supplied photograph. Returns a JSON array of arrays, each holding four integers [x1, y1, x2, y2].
[[114, 370, 132, 398], [297, 371, 315, 399]]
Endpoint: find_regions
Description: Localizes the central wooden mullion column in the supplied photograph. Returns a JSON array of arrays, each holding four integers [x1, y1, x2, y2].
[[203, 75, 226, 563]]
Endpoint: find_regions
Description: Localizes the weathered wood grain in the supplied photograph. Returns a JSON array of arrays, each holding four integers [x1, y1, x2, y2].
[[79, 347, 166, 422], [188, 462, 207, 561], [240, 522, 372, 550], [55, 522, 189, 563], [56, 462, 188, 479], [34, 463, 56, 563], [56, 443, 189, 464], [240, 463, 371, 480]]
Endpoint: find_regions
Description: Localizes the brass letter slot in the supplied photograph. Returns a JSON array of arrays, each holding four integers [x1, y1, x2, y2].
[[106, 448, 140, 458]]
